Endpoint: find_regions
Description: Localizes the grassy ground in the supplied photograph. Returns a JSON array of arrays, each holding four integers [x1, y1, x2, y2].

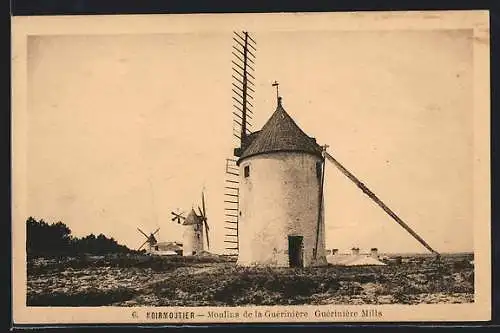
[[27, 253, 474, 306]]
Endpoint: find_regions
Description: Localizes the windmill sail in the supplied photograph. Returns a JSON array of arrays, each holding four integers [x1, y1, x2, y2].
[[224, 31, 256, 254], [224, 158, 239, 253], [137, 227, 148, 238], [200, 191, 210, 250], [232, 31, 256, 156], [138, 239, 149, 251], [137, 227, 160, 251], [196, 193, 210, 250], [171, 210, 186, 224]]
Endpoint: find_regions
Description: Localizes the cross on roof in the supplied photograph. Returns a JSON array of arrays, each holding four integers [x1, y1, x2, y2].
[[272, 80, 280, 106]]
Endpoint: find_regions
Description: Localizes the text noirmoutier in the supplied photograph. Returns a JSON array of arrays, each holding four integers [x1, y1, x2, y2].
[[145, 308, 383, 321]]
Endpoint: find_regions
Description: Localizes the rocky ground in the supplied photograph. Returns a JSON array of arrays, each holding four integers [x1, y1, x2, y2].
[[27, 253, 474, 306]]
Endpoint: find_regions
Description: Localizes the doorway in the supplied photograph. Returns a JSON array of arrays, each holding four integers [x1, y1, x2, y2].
[[288, 236, 304, 268]]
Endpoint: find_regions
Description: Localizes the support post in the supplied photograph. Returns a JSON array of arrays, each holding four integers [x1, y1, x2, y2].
[[314, 145, 327, 260]]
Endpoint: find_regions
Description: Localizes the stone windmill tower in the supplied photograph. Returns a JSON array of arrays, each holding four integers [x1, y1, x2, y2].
[[225, 31, 327, 268], [171, 191, 210, 256], [234, 95, 328, 268], [181, 209, 205, 256]]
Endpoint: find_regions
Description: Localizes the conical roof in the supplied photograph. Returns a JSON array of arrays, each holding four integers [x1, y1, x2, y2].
[[183, 208, 202, 226], [238, 98, 322, 163]]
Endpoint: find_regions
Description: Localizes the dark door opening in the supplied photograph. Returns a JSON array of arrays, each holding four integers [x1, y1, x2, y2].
[[288, 236, 304, 268]]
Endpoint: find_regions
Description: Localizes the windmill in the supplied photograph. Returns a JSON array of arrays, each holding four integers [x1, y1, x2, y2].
[[233, 84, 439, 267], [137, 227, 160, 253], [224, 31, 440, 267], [178, 190, 211, 256], [171, 209, 186, 224]]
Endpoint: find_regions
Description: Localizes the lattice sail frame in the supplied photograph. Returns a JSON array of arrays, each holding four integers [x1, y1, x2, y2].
[[224, 31, 256, 254]]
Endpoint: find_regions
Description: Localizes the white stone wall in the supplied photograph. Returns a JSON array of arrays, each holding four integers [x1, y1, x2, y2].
[[182, 224, 204, 256], [237, 152, 327, 267]]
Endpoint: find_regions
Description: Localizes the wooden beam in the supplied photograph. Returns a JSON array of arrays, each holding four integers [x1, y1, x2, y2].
[[324, 150, 439, 255]]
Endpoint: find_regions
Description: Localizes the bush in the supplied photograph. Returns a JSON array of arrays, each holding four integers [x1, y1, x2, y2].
[[26, 217, 135, 257]]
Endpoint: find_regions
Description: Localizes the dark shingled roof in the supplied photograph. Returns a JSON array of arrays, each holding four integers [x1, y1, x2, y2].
[[238, 99, 322, 164]]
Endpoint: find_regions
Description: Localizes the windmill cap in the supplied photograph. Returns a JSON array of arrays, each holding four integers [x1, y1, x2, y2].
[[237, 102, 323, 164], [183, 208, 203, 225]]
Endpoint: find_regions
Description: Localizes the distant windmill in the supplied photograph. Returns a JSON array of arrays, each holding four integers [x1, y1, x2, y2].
[[171, 209, 186, 224], [176, 191, 211, 256], [137, 227, 160, 252]]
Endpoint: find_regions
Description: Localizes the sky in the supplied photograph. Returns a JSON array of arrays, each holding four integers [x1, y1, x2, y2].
[[25, 29, 474, 254]]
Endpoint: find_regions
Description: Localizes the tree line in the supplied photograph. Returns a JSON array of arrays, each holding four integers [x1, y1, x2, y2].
[[26, 217, 136, 257]]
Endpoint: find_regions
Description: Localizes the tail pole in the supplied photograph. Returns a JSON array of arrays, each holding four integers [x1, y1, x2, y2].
[[324, 150, 439, 255]]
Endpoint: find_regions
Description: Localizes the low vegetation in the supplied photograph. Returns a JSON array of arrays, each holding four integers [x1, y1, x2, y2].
[[27, 253, 474, 306]]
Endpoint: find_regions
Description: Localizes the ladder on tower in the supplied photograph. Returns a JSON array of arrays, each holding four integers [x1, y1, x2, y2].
[[224, 158, 240, 252]]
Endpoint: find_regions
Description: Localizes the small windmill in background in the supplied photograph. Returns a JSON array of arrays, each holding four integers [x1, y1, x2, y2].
[[137, 227, 160, 253], [170, 190, 211, 256], [136, 177, 164, 254], [171, 209, 186, 224]]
